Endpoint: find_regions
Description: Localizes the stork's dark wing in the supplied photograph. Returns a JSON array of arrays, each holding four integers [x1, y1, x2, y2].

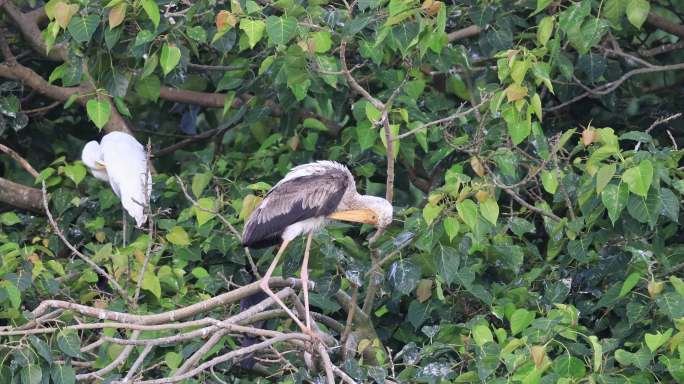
[[241, 170, 349, 248]]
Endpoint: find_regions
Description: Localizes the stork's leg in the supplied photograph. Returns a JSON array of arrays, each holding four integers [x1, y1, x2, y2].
[[301, 231, 314, 331], [258, 240, 308, 333]]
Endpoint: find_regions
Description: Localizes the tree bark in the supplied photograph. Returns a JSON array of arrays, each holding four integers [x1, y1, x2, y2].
[[0, 177, 42, 213]]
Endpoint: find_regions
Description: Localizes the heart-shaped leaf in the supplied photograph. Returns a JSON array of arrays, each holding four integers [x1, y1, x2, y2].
[[160, 43, 181, 76], [86, 99, 111, 129]]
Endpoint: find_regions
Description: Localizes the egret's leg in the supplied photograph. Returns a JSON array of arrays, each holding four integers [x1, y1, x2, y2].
[[258, 240, 308, 333], [301, 231, 314, 331], [122, 210, 128, 247]]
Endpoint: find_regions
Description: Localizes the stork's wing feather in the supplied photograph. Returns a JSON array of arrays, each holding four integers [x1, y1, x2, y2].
[[101, 133, 152, 228], [242, 170, 349, 248]]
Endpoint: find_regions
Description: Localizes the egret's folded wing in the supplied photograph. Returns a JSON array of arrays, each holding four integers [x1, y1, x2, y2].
[[101, 133, 151, 227]]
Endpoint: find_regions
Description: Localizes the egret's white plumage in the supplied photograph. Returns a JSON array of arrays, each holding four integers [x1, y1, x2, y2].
[[81, 132, 152, 228]]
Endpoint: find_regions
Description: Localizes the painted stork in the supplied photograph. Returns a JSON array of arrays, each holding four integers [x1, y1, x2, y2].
[[242, 161, 392, 335], [81, 132, 152, 233]]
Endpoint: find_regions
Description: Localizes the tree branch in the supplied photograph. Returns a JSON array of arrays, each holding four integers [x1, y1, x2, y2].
[[548, 62, 684, 111], [647, 12, 684, 39], [0, 2, 67, 60], [0, 177, 42, 212], [447, 25, 483, 42], [0, 143, 39, 177]]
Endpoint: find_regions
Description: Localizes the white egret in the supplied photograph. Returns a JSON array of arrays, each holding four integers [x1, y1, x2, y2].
[[242, 160, 393, 336], [81, 132, 152, 237]]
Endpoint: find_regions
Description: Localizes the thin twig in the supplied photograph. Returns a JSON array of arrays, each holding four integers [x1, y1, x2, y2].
[[635, 113, 682, 151], [393, 99, 488, 140], [175, 175, 260, 278], [0, 143, 39, 177], [548, 62, 684, 111], [41, 181, 132, 303]]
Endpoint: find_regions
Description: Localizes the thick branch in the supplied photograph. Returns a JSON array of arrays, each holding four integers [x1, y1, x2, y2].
[[448, 25, 482, 42], [0, 2, 67, 60], [0, 177, 42, 212], [647, 12, 684, 39]]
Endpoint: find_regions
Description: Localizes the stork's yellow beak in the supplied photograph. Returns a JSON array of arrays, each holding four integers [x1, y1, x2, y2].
[[95, 161, 106, 170], [328, 209, 379, 225]]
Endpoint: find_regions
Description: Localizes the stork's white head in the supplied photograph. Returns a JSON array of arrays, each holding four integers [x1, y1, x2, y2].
[[360, 195, 393, 228], [81, 140, 109, 181]]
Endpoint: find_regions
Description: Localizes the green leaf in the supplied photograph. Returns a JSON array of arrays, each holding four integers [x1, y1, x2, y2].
[[669, 275, 684, 296], [541, 170, 558, 194], [166, 226, 190, 245], [365, 102, 381, 123], [64, 163, 86, 185], [165, 351, 182, 370], [135, 75, 161, 102], [141, 0, 160, 28], [533, 0, 553, 15], [20, 364, 42, 384], [142, 268, 161, 299], [194, 197, 216, 226], [113, 96, 132, 118], [57, 330, 81, 358], [472, 324, 493, 346], [191, 172, 212, 197], [659, 187, 679, 222], [622, 160, 653, 197], [480, 198, 499, 225], [67, 15, 100, 43], [379, 124, 400, 161], [141, 53, 158, 79], [604, 0, 626, 21], [265, 16, 297, 45], [644, 329, 672, 352], [29, 336, 53, 363], [0, 280, 21, 308], [86, 99, 111, 130], [553, 355, 586, 378], [311, 31, 332, 53], [588, 335, 602, 372], [240, 19, 266, 49], [355, 122, 377, 151], [601, 183, 628, 225], [457, 199, 478, 230], [508, 119, 531, 145], [422, 202, 443, 226], [0, 212, 21, 226], [510, 308, 535, 336], [443, 216, 460, 241], [619, 272, 641, 298], [537, 16, 554, 46], [160, 43, 181, 76], [186, 26, 207, 43], [627, 190, 661, 228], [433, 245, 460, 284], [388, 259, 420, 295], [626, 0, 650, 29], [596, 163, 616, 194], [50, 364, 75, 384]]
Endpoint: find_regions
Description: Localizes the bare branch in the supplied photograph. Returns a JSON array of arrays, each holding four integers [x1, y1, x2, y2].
[[394, 99, 488, 141], [647, 12, 684, 39], [448, 25, 483, 42], [41, 180, 132, 303], [0, 177, 42, 212], [548, 62, 684, 111], [0, 143, 39, 177], [635, 113, 683, 151]]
